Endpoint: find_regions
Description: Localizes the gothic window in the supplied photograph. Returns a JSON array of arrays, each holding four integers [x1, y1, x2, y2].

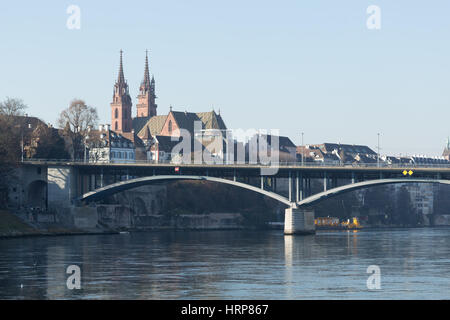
[[115, 109, 118, 119], [115, 121, 118, 131], [168, 120, 172, 134]]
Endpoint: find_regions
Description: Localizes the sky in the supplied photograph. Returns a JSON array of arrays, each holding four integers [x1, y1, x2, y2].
[[0, 0, 449, 156]]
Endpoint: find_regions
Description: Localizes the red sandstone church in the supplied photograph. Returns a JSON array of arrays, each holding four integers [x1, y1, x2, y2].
[[87, 51, 228, 163]]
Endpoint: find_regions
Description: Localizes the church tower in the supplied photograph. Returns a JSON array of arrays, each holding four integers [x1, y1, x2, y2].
[[136, 51, 157, 118], [111, 50, 133, 133]]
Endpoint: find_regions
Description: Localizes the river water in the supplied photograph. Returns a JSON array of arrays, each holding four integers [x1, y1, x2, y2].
[[0, 227, 449, 299]]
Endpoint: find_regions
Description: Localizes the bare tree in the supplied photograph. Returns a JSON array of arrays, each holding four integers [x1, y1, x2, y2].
[[58, 99, 98, 160], [0, 97, 28, 206], [0, 97, 28, 118]]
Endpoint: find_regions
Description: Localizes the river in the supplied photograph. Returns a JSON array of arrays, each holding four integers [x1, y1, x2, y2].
[[0, 227, 449, 299]]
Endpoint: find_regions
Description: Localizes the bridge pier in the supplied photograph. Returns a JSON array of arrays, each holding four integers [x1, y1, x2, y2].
[[284, 206, 315, 235], [47, 166, 78, 209]]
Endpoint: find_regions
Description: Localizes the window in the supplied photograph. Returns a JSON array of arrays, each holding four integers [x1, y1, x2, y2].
[[115, 121, 118, 130], [115, 108, 118, 119], [168, 120, 172, 134]]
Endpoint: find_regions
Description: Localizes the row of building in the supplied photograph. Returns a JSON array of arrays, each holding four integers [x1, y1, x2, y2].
[[16, 50, 450, 168], [13, 51, 450, 224]]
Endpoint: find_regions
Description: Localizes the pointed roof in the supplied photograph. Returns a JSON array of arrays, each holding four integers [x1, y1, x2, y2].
[[196, 111, 227, 130], [132, 116, 151, 133], [170, 111, 202, 134], [117, 50, 125, 84], [137, 115, 168, 138], [141, 126, 152, 140], [141, 50, 151, 89]]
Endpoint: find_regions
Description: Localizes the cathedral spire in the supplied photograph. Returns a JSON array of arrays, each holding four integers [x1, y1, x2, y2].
[[111, 50, 132, 133], [142, 50, 151, 89], [117, 49, 125, 84], [136, 50, 157, 118]]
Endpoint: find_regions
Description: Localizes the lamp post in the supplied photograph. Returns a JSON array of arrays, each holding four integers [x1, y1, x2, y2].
[[301, 132, 304, 166], [377, 133, 381, 168], [84, 134, 89, 163]]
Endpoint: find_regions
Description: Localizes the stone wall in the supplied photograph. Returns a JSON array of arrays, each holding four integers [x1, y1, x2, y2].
[[96, 184, 167, 229], [434, 215, 450, 226], [8, 165, 48, 210]]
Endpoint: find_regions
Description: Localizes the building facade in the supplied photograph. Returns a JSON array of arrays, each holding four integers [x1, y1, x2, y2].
[[87, 124, 135, 163]]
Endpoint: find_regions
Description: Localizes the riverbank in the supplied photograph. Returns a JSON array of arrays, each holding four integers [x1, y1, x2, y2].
[[0, 209, 261, 239], [0, 209, 118, 239], [3, 208, 448, 239]]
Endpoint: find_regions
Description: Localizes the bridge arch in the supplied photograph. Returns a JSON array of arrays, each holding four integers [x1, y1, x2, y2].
[[297, 178, 450, 207], [27, 180, 48, 209], [78, 175, 293, 207]]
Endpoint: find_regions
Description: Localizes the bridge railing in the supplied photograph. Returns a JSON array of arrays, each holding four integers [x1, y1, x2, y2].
[[21, 158, 450, 169]]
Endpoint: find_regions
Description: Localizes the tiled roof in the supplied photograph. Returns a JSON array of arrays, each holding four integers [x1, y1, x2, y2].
[[320, 143, 377, 155], [171, 111, 201, 134], [259, 134, 296, 149], [121, 131, 145, 148], [137, 115, 167, 137], [169, 110, 228, 135], [87, 130, 135, 148], [140, 126, 152, 140], [132, 116, 151, 133], [137, 110, 227, 139], [154, 135, 186, 153], [196, 112, 227, 130]]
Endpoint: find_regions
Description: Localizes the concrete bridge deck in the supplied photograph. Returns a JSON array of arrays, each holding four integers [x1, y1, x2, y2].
[[20, 160, 450, 235]]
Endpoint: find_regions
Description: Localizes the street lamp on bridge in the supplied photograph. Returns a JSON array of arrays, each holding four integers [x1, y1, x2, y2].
[[377, 133, 381, 168], [301, 132, 304, 167]]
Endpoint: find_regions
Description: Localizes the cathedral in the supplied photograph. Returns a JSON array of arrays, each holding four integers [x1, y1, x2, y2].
[[110, 50, 157, 134], [102, 50, 228, 163]]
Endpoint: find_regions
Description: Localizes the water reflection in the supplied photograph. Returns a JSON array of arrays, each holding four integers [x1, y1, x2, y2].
[[0, 228, 449, 299]]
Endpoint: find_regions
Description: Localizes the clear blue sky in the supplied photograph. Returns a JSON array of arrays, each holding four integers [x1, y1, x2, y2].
[[1, 0, 449, 156]]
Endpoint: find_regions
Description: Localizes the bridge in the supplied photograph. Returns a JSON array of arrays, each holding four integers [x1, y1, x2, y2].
[[20, 160, 450, 235]]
